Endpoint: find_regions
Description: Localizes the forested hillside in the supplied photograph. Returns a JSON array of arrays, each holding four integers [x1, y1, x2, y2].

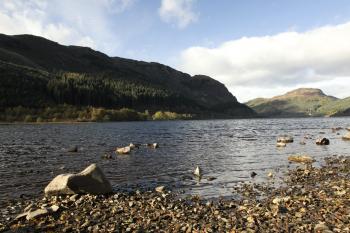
[[0, 34, 255, 122]]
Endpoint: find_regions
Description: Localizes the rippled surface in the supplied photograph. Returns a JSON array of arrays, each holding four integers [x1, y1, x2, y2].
[[1, 118, 350, 202]]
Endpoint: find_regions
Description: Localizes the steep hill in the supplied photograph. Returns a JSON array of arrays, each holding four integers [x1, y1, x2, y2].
[[246, 88, 340, 117], [318, 97, 350, 116], [0, 34, 255, 118]]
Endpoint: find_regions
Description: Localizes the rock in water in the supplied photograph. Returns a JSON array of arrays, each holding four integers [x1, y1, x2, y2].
[[194, 166, 202, 177], [316, 138, 330, 145], [67, 146, 78, 153], [155, 186, 165, 193], [207, 176, 217, 181], [342, 132, 350, 140], [277, 136, 294, 143], [288, 155, 314, 164], [147, 143, 159, 149], [250, 172, 257, 178], [116, 146, 131, 154], [44, 164, 112, 196]]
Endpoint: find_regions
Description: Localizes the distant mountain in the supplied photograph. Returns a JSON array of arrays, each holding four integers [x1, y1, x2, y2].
[[0, 34, 255, 118], [246, 88, 349, 117], [318, 97, 350, 116]]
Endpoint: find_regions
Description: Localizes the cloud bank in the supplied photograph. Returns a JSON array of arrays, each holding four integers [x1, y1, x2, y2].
[[0, 0, 135, 54], [159, 0, 198, 29], [180, 22, 350, 101]]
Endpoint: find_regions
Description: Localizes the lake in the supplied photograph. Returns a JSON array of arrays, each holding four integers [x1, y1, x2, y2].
[[1, 118, 350, 204]]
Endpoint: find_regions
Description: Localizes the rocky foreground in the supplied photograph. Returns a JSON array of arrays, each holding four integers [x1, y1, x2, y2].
[[1, 156, 349, 233]]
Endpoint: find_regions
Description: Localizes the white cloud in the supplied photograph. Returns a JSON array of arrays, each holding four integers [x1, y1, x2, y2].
[[0, 0, 96, 48], [104, 0, 135, 13], [179, 22, 350, 101], [0, 0, 135, 54], [159, 0, 198, 29]]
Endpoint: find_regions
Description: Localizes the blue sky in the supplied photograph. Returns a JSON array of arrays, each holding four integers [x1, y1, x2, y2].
[[132, 0, 350, 63], [1, 0, 350, 101]]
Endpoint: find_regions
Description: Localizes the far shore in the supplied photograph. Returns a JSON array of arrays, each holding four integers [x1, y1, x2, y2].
[[1, 115, 350, 125]]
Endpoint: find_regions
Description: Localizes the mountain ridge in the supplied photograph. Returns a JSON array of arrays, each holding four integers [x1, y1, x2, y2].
[[246, 88, 349, 117], [0, 33, 255, 119]]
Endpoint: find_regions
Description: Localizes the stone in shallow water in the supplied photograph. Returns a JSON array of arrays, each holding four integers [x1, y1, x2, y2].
[[316, 138, 330, 145], [116, 146, 131, 154], [250, 172, 257, 178], [277, 136, 294, 143], [288, 155, 314, 164], [44, 164, 112, 196]]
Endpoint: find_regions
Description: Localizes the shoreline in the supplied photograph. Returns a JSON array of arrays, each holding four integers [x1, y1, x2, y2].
[[1, 156, 349, 232], [1, 115, 349, 125]]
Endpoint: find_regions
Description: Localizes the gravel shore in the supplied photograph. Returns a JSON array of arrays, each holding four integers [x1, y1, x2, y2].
[[1, 156, 349, 232]]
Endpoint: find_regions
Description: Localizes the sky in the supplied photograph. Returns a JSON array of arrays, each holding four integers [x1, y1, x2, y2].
[[1, 0, 350, 102]]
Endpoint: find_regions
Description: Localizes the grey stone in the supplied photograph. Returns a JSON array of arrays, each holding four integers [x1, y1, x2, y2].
[[44, 164, 112, 196]]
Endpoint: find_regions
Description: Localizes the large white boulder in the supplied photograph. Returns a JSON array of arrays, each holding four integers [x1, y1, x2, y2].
[[44, 164, 112, 196]]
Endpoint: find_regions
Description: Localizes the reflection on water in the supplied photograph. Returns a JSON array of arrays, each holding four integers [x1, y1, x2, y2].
[[0, 118, 350, 202]]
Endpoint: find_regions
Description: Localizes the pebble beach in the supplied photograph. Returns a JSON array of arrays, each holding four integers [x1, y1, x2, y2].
[[1, 155, 349, 232]]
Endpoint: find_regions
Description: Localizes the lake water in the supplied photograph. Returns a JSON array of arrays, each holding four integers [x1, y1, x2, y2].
[[1, 118, 350, 203]]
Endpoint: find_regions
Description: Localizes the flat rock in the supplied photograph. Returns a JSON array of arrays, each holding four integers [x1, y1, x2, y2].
[[44, 164, 112, 196], [288, 155, 314, 164]]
